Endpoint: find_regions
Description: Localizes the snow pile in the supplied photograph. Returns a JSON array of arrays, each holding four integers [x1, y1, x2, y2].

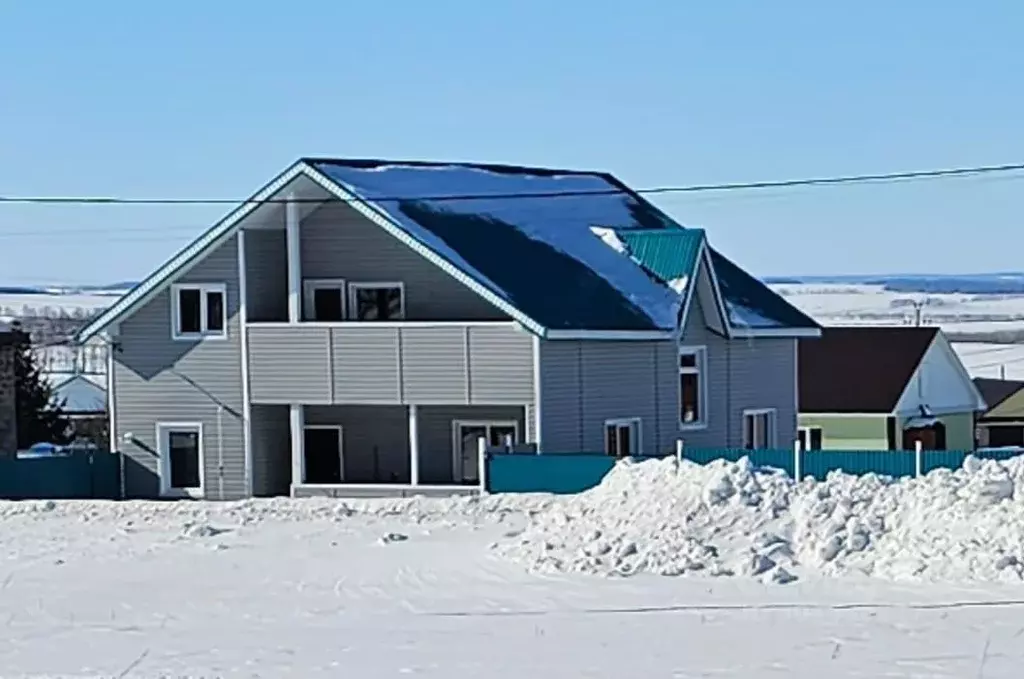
[[493, 455, 1024, 584]]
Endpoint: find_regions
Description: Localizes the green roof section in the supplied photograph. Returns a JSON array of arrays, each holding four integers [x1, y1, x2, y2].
[[617, 228, 706, 284]]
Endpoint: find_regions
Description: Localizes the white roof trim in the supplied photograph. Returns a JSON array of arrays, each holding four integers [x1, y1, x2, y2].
[[76, 161, 554, 343], [675, 239, 730, 340], [299, 164, 547, 337], [544, 329, 675, 341], [731, 327, 823, 338], [892, 331, 988, 415], [76, 161, 308, 343], [76, 159, 821, 344]]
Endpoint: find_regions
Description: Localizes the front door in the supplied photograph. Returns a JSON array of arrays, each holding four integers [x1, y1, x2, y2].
[[453, 422, 518, 484], [304, 426, 343, 484]]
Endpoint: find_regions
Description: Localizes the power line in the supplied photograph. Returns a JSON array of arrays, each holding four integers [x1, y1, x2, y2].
[[1, 161, 1023, 206]]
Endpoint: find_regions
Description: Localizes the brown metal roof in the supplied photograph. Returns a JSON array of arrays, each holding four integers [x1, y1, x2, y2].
[[973, 377, 1024, 413], [798, 326, 938, 413]]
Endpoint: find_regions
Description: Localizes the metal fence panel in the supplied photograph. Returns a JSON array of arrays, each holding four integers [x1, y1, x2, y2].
[[0, 451, 120, 500]]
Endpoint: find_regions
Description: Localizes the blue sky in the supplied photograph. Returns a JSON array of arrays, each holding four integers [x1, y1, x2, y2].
[[2, 1, 1022, 284]]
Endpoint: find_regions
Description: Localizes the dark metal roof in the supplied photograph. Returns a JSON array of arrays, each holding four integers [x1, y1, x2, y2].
[[308, 158, 818, 333], [973, 377, 1024, 413], [799, 326, 939, 413]]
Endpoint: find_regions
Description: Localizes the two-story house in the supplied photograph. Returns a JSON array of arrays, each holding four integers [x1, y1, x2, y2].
[[76, 158, 820, 500]]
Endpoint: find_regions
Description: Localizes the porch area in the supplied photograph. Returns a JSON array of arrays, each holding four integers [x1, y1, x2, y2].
[[250, 403, 533, 498]]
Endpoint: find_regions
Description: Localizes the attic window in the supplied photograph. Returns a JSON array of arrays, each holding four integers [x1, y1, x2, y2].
[[171, 284, 227, 340]]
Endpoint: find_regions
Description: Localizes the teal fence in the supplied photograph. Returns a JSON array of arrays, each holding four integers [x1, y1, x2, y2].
[[485, 447, 1007, 494], [0, 451, 121, 500]]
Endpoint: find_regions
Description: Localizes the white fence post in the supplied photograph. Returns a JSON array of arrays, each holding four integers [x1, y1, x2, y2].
[[477, 436, 489, 495], [675, 439, 684, 473], [914, 439, 923, 478], [793, 439, 802, 482]]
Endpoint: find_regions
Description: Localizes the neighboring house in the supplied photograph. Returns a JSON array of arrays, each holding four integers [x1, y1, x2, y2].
[[0, 326, 16, 456], [76, 158, 820, 500], [798, 327, 986, 451], [49, 372, 107, 446], [973, 377, 1024, 447]]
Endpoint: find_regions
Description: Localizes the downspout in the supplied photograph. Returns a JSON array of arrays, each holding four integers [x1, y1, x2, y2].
[[217, 405, 225, 500]]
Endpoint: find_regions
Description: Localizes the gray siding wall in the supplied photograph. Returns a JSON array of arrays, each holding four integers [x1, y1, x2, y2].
[[300, 202, 510, 321], [244, 229, 288, 322], [113, 236, 246, 499], [536, 293, 799, 453], [251, 404, 290, 496], [727, 337, 798, 448], [305, 405, 410, 483], [417, 405, 526, 484], [537, 339, 672, 455], [248, 324, 534, 406], [303, 404, 525, 485]]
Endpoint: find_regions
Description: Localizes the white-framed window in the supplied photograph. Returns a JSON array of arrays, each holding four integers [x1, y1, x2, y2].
[[604, 418, 642, 457], [743, 409, 777, 450], [302, 424, 344, 484], [155, 422, 204, 497], [171, 283, 227, 340], [679, 345, 707, 429], [348, 282, 405, 321], [302, 279, 346, 321], [797, 426, 823, 451], [452, 420, 519, 483]]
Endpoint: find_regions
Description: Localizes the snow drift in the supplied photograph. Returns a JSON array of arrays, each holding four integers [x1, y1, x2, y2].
[[492, 455, 1024, 584]]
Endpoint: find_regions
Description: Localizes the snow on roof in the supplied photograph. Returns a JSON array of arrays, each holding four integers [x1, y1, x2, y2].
[[310, 159, 817, 333], [50, 373, 106, 413], [310, 160, 686, 331]]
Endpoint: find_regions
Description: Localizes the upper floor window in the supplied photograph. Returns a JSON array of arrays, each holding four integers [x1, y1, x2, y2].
[[303, 279, 346, 321], [171, 283, 226, 340], [679, 345, 707, 428], [348, 282, 405, 321]]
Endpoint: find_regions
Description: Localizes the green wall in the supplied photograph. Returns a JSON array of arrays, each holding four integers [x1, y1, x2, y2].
[[799, 415, 888, 450], [900, 411, 975, 451], [799, 411, 976, 451]]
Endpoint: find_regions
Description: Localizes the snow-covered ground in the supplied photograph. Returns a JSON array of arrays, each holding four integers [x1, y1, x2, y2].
[[9, 457, 1024, 677], [952, 341, 1024, 381], [775, 283, 1024, 335]]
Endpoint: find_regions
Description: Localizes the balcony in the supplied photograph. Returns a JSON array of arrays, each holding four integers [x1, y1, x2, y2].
[[245, 321, 535, 406]]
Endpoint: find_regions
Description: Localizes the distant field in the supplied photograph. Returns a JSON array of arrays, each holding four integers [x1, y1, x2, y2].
[[7, 277, 1024, 380]]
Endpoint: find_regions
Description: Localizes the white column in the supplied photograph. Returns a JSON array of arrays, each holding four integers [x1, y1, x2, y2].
[[289, 404, 305, 493], [286, 194, 302, 322], [408, 404, 420, 486], [531, 334, 543, 453]]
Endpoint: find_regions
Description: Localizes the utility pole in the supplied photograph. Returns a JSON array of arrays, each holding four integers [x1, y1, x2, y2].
[[911, 300, 924, 327]]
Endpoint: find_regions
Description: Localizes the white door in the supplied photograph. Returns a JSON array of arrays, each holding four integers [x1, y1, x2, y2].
[[453, 421, 519, 483], [157, 423, 204, 498]]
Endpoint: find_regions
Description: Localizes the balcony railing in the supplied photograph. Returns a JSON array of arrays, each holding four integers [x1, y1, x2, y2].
[[245, 321, 534, 406]]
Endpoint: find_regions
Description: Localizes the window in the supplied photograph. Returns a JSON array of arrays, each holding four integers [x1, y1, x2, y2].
[[348, 282, 405, 321], [743, 409, 777, 450], [156, 423, 203, 497], [605, 418, 642, 457], [303, 279, 346, 321], [797, 426, 823, 451], [171, 284, 227, 340], [452, 420, 519, 483], [679, 346, 707, 428]]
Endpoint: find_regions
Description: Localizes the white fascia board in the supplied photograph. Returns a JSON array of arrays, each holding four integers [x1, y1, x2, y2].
[[299, 163, 549, 338], [730, 327, 823, 339], [544, 329, 675, 341], [76, 161, 308, 344]]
